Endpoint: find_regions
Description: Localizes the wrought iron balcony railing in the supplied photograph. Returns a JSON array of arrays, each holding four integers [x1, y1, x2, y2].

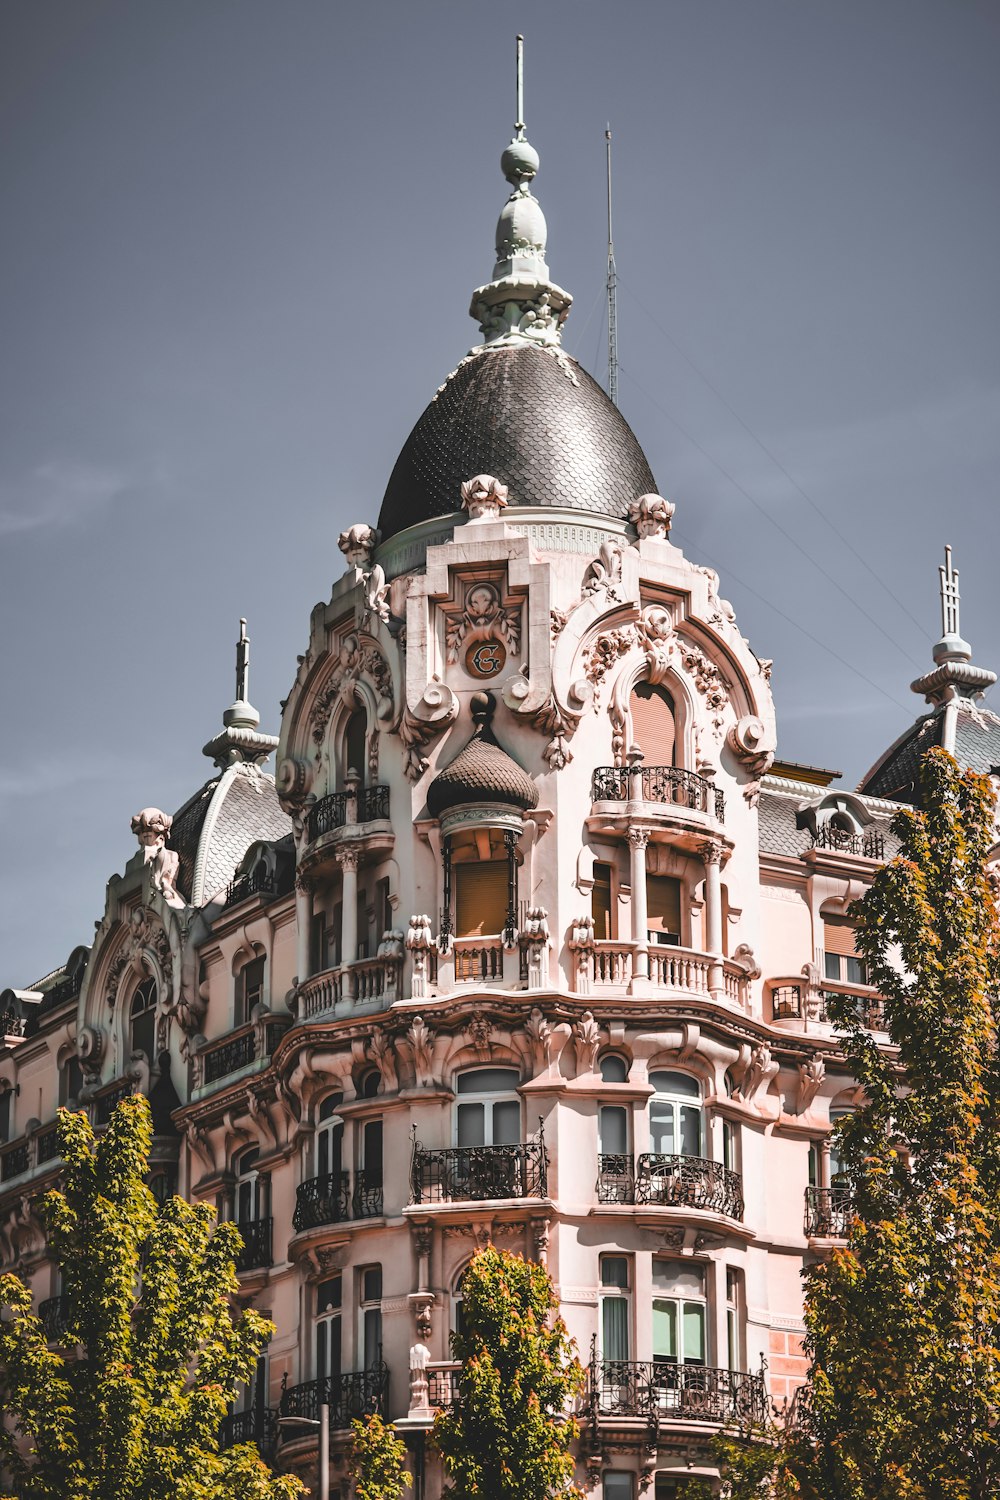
[[0, 1009, 26, 1038], [812, 824, 885, 860], [636, 1154, 744, 1220], [235, 1216, 273, 1273], [293, 1171, 352, 1232], [34, 1127, 61, 1165], [224, 867, 277, 909], [426, 1362, 461, 1408], [804, 1185, 853, 1239], [307, 791, 349, 841], [352, 1167, 384, 1220], [38, 1295, 71, 1342], [306, 786, 390, 843], [591, 1360, 768, 1427], [1, 1139, 29, 1181], [358, 784, 390, 822], [203, 1028, 255, 1084], [219, 1407, 278, 1458], [411, 1139, 548, 1205], [597, 1153, 636, 1204], [280, 1367, 388, 1430], [592, 765, 725, 821]]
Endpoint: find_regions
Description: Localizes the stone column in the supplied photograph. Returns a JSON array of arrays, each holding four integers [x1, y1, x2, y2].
[[339, 848, 360, 1001], [701, 840, 724, 999], [627, 827, 650, 981], [295, 872, 313, 990]]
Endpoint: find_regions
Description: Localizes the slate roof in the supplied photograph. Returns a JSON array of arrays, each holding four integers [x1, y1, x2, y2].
[[428, 717, 538, 819], [169, 768, 292, 907], [758, 789, 901, 861], [378, 343, 657, 542], [858, 702, 1000, 806]]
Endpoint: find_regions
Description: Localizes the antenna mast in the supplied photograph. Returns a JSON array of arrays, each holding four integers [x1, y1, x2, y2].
[[606, 126, 619, 407]]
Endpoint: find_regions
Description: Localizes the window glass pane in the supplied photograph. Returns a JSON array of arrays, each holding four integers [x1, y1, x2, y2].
[[492, 1100, 521, 1145], [592, 864, 614, 941], [679, 1104, 702, 1157], [602, 1298, 630, 1361], [846, 955, 868, 985], [319, 1093, 343, 1121], [652, 1299, 677, 1361], [604, 1473, 632, 1500], [600, 1053, 628, 1083], [649, 1101, 675, 1155], [457, 1103, 485, 1148], [600, 1106, 628, 1155], [723, 1120, 737, 1171], [344, 712, 367, 786], [650, 1071, 700, 1099], [363, 1307, 382, 1367], [317, 1120, 343, 1178], [317, 1276, 342, 1311], [653, 1261, 705, 1297], [362, 1266, 382, 1302], [682, 1302, 706, 1364], [601, 1256, 629, 1289], [363, 1120, 383, 1182], [647, 876, 681, 943], [824, 951, 841, 981], [457, 1069, 520, 1094]]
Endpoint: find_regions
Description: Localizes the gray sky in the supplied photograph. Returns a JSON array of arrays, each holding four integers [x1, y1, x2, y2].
[[2, 0, 999, 985]]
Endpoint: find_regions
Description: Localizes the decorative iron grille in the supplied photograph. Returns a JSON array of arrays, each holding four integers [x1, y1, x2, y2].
[[203, 1029, 255, 1085], [591, 1360, 767, 1426], [352, 1168, 384, 1220], [293, 1171, 351, 1232], [426, 1364, 461, 1408], [813, 825, 885, 859], [592, 765, 724, 820], [411, 1139, 547, 1204], [804, 1185, 853, 1239], [0, 1011, 26, 1037], [34, 1127, 61, 1164], [596, 1153, 635, 1204], [279, 1367, 388, 1429], [358, 785, 390, 822], [219, 1407, 278, 1457], [307, 792, 349, 842], [771, 985, 803, 1020], [634, 1153, 744, 1220], [235, 1216, 273, 1273], [38, 1295, 71, 1342]]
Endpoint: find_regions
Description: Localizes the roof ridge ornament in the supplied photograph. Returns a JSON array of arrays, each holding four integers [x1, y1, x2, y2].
[[910, 547, 996, 737], [202, 618, 280, 769], [468, 34, 572, 351]]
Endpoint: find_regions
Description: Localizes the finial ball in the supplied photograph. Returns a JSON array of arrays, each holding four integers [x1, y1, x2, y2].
[[502, 138, 539, 187]]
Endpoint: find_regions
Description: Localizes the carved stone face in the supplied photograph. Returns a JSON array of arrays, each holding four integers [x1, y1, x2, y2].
[[131, 807, 171, 848]]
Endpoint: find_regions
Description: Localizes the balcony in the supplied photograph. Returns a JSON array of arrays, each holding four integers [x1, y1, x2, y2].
[[279, 1368, 388, 1431], [219, 1407, 278, 1459], [306, 786, 390, 844], [812, 825, 885, 860], [597, 1154, 744, 1220], [224, 867, 277, 910], [38, 1295, 71, 1342], [197, 1017, 291, 1089], [411, 1140, 548, 1205], [591, 1360, 768, 1427], [293, 1171, 351, 1232], [0, 1010, 26, 1040], [583, 942, 748, 1007], [592, 765, 725, 822], [297, 954, 403, 1020], [235, 1215, 273, 1273], [453, 938, 504, 984], [804, 1185, 853, 1239]]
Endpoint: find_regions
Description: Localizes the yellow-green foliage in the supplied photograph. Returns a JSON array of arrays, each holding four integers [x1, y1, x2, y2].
[[0, 1095, 303, 1500], [348, 1413, 411, 1500], [432, 1246, 585, 1500], [798, 750, 1000, 1500]]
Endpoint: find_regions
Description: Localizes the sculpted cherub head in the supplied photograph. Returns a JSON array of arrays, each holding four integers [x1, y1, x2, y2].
[[628, 493, 675, 540], [131, 808, 172, 850]]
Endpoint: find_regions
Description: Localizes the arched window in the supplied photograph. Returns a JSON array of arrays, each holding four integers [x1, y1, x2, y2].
[[648, 1070, 703, 1158], [343, 709, 367, 788], [455, 1067, 521, 1147], [359, 1069, 380, 1099], [129, 976, 157, 1063], [600, 1054, 629, 1084], [234, 1146, 261, 1226], [316, 1093, 344, 1179], [630, 682, 676, 767]]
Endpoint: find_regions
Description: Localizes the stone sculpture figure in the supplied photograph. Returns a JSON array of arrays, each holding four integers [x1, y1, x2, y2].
[[131, 808, 185, 908]]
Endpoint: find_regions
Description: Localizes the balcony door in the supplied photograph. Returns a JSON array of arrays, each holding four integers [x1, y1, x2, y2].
[[315, 1275, 342, 1383], [652, 1259, 707, 1369], [315, 1094, 344, 1179], [455, 1068, 521, 1147], [648, 1071, 704, 1158], [234, 1147, 261, 1225]]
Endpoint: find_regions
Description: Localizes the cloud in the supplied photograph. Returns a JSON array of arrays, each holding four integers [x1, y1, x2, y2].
[[0, 459, 134, 538]]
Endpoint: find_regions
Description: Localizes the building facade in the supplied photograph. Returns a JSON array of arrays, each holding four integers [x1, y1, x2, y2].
[[2, 96, 999, 1500]]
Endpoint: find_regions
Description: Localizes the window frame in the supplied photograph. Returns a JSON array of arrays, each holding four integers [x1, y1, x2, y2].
[[453, 1066, 522, 1148], [648, 1070, 705, 1159]]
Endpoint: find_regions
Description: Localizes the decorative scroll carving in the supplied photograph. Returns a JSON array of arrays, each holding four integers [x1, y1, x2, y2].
[[397, 679, 459, 781], [678, 640, 729, 737], [131, 809, 185, 908], [628, 493, 675, 539], [523, 1007, 552, 1073], [528, 697, 581, 771], [309, 636, 394, 752], [728, 714, 775, 777], [568, 915, 595, 996], [460, 474, 509, 520], [733, 1043, 779, 1107], [446, 581, 520, 665], [732, 943, 762, 981], [797, 1057, 825, 1116], [583, 627, 636, 693]]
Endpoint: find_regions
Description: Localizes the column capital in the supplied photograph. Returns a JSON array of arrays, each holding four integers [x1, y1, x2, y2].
[[337, 847, 361, 873], [626, 825, 651, 851], [699, 839, 722, 866]]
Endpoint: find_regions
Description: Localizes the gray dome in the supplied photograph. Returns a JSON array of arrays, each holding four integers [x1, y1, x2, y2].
[[377, 344, 657, 543]]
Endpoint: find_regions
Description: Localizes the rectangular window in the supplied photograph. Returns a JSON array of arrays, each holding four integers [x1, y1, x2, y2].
[[455, 862, 507, 938], [600, 1104, 629, 1156], [313, 910, 328, 974], [238, 956, 266, 1026], [823, 921, 868, 985], [361, 1119, 383, 1187], [722, 1119, 739, 1173], [357, 891, 370, 960], [600, 1255, 631, 1362], [647, 875, 682, 946], [315, 1275, 342, 1381], [592, 862, 614, 941], [726, 1268, 742, 1371], [652, 1260, 706, 1366], [375, 878, 391, 941], [604, 1474, 633, 1500], [360, 1265, 383, 1370]]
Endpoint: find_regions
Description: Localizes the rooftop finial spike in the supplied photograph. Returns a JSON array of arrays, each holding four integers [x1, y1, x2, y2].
[[606, 125, 619, 407], [515, 34, 525, 140], [236, 617, 250, 704], [910, 544, 995, 720], [939, 545, 960, 641]]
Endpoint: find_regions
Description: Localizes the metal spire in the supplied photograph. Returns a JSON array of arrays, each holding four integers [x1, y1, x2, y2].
[[606, 125, 619, 407], [515, 33, 525, 140], [939, 545, 960, 642], [235, 617, 250, 704]]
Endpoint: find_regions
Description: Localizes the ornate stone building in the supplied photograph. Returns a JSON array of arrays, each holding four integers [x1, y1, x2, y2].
[[2, 92, 999, 1500]]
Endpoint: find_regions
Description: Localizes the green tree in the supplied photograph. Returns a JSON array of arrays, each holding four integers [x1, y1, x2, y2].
[[795, 748, 1000, 1499], [0, 1095, 302, 1500], [432, 1246, 585, 1500], [348, 1413, 410, 1500]]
